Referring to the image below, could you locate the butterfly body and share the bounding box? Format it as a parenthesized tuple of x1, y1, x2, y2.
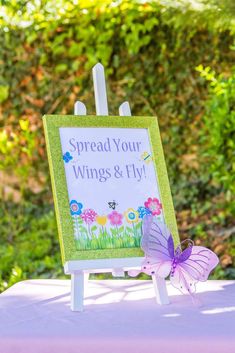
(141, 151, 153, 164)
(135, 215, 219, 296)
(108, 201, 118, 210)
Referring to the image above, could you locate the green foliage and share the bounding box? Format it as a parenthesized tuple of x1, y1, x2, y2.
(0, 85, 9, 103)
(1, 0, 235, 201)
(0, 0, 234, 289)
(196, 65, 235, 212)
(0, 118, 37, 186)
(0, 198, 63, 291)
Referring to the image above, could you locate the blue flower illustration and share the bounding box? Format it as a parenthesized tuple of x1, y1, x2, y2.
(70, 200, 83, 216)
(63, 152, 73, 163)
(137, 206, 152, 219)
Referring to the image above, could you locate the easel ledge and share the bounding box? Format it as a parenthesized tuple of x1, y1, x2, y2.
(65, 257, 169, 311)
(64, 257, 143, 273)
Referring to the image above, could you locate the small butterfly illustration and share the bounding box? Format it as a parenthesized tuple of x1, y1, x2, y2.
(63, 152, 73, 163)
(108, 200, 118, 210)
(129, 215, 219, 298)
(141, 151, 153, 164)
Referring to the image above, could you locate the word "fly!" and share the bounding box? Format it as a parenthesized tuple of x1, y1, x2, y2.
(126, 164, 146, 182)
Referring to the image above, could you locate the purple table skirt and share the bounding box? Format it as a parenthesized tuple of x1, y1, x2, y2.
(0, 279, 234, 353)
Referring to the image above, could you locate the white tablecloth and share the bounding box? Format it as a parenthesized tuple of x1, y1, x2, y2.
(0, 279, 234, 353)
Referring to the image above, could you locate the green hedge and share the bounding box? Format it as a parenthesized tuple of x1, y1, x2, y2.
(0, 1, 235, 288)
(196, 65, 235, 210)
(1, 1, 234, 201)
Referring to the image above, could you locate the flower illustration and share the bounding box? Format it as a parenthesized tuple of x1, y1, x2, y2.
(70, 200, 83, 216)
(144, 197, 162, 216)
(63, 152, 73, 163)
(108, 211, 123, 226)
(96, 215, 107, 227)
(124, 208, 139, 223)
(137, 206, 152, 219)
(80, 209, 97, 225)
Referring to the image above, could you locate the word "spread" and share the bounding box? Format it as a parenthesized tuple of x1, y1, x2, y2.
(69, 138, 142, 156)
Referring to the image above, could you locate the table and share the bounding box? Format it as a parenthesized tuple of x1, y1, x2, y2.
(0, 280, 234, 353)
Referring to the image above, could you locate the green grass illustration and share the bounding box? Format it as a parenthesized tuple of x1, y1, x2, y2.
(73, 218, 142, 250)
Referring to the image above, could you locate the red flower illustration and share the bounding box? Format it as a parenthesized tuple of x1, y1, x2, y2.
(80, 209, 97, 225)
(108, 211, 123, 226)
(144, 197, 162, 216)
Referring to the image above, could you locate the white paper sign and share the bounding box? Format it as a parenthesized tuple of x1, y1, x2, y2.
(59, 127, 164, 250)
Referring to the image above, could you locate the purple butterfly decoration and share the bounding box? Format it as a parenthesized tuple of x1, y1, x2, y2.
(130, 215, 219, 296)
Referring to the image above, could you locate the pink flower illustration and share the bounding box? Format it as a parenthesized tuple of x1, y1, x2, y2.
(108, 211, 123, 226)
(144, 197, 162, 216)
(80, 209, 97, 225)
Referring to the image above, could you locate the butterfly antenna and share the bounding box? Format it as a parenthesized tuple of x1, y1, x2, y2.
(180, 239, 194, 248)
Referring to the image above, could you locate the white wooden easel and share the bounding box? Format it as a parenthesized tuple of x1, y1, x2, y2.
(64, 63, 169, 311)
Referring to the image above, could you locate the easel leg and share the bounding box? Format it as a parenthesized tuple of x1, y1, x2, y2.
(71, 272, 85, 312)
(152, 275, 169, 305)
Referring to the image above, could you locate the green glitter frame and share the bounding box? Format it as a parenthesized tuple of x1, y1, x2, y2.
(43, 115, 179, 264)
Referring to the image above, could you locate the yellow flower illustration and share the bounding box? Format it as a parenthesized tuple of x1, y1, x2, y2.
(124, 208, 139, 224)
(96, 215, 107, 226)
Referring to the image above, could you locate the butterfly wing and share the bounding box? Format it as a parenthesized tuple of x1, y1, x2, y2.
(141, 214, 153, 252)
(171, 246, 219, 294)
(141, 215, 175, 260)
(140, 216, 174, 278)
(141, 256, 172, 278)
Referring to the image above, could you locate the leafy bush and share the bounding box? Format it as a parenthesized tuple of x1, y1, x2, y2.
(196, 65, 235, 212)
(0, 198, 63, 291)
(0, 1, 234, 289)
(1, 1, 235, 207)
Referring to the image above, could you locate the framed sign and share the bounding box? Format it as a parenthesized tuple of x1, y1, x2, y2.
(43, 115, 179, 264)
